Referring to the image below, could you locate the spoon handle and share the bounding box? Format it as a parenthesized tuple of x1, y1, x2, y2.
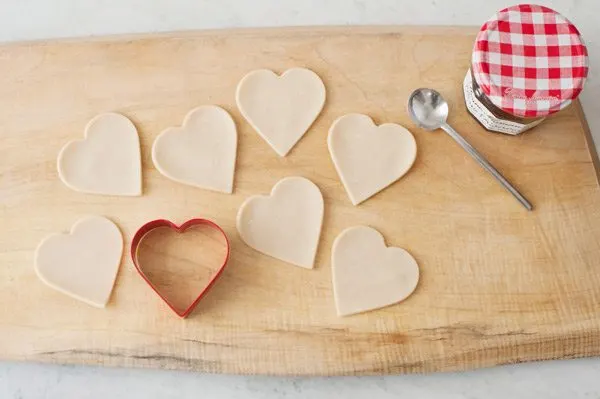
(440, 123, 533, 211)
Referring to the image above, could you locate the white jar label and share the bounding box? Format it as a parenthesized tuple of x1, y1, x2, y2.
(463, 70, 544, 135)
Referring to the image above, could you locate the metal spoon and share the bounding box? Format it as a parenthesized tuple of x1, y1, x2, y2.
(407, 88, 533, 211)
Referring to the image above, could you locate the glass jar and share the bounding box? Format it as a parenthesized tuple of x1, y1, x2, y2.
(464, 4, 588, 135)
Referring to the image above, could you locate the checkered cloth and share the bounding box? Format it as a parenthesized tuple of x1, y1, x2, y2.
(472, 4, 588, 118)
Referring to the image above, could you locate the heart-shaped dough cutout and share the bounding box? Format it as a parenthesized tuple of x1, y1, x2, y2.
(236, 68, 326, 156)
(58, 113, 142, 196)
(131, 219, 230, 318)
(332, 226, 419, 316)
(237, 176, 324, 269)
(34, 216, 123, 307)
(152, 106, 238, 193)
(328, 114, 417, 205)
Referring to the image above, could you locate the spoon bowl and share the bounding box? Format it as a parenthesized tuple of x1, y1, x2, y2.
(407, 88, 449, 131)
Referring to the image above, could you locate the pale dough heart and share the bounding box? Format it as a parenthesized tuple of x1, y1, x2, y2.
(58, 113, 142, 196)
(34, 216, 123, 308)
(332, 226, 419, 316)
(152, 105, 237, 193)
(237, 176, 324, 269)
(236, 68, 326, 157)
(328, 114, 417, 205)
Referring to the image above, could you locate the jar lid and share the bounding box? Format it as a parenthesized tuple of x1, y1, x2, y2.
(472, 4, 588, 118)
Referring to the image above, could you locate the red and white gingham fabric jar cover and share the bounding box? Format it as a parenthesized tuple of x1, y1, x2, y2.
(472, 4, 588, 118)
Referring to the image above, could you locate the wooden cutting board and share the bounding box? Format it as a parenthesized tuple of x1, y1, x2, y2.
(1, 26, 599, 376)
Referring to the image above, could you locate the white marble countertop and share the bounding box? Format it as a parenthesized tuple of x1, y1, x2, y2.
(1, 1, 599, 398)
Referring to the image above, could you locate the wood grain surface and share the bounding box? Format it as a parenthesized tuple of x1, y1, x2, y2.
(0, 26, 599, 375)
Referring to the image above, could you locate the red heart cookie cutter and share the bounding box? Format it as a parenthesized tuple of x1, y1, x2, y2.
(130, 218, 230, 318)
